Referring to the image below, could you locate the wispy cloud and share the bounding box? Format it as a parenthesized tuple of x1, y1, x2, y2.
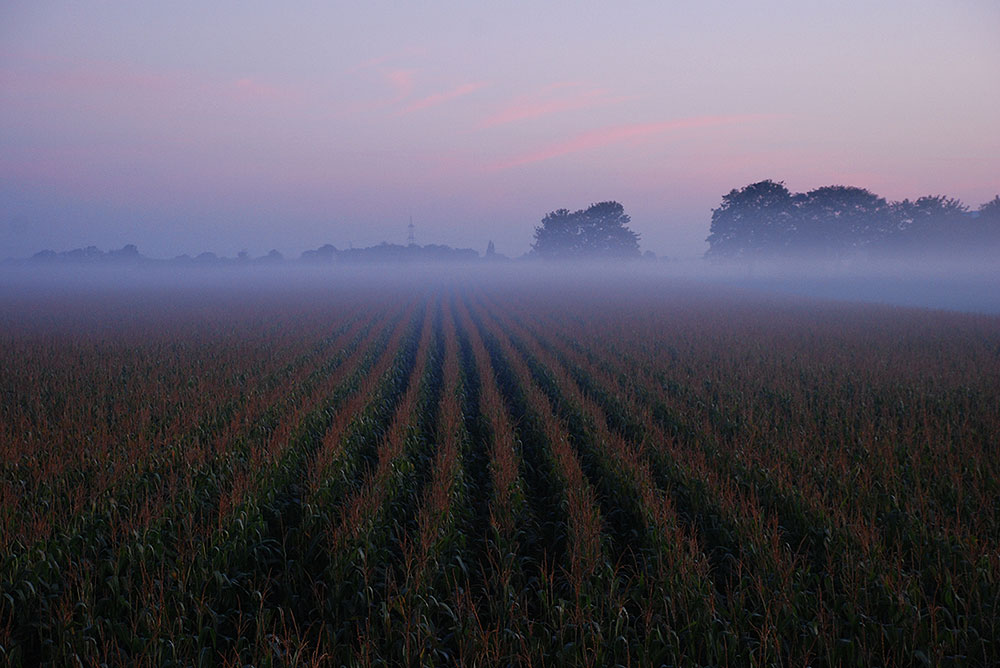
(333, 50, 424, 116)
(383, 69, 416, 103)
(481, 82, 626, 128)
(230, 77, 301, 103)
(487, 115, 773, 170)
(395, 82, 487, 116)
(334, 67, 419, 117)
(0, 52, 304, 109)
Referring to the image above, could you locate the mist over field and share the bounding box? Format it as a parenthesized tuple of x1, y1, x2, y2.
(4, 254, 1000, 665)
(3, 253, 999, 316)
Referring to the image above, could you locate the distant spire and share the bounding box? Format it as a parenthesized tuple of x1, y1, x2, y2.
(407, 215, 415, 245)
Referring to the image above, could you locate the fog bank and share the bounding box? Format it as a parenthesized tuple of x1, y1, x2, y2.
(2, 254, 998, 315)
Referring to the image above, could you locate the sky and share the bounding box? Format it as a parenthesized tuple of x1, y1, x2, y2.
(1, 1, 998, 259)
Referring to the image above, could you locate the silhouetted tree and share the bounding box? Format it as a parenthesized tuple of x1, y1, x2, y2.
(894, 195, 967, 232)
(338, 242, 479, 263)
(705, 181, 1000, 261)
(31, 244, 145, 264)
(975, 196, 1000, 252)
(795, 186, 889, 257)
(979, 195, 1000, 221)
(108, 244, 141, 260)
(883, 196, 970, 254)
(257, 249, 284, 263)
(705, 180, 796, 259)
(301, 244, 337, 263)
(532, 201, 640, 259)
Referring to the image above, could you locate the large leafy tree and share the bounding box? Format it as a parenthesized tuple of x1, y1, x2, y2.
(705, 180, 796, 259)
(795, 186, 889, 257)
(532, 201, 640, 259)
(884, 195, 970, 254)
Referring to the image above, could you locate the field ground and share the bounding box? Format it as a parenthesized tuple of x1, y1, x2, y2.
(1, 274, 998, 666)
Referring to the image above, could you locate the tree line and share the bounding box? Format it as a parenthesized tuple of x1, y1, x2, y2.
(530, 186, 1000, 262)
(706, 180, 1000, 261)
(19, 242, 485, 266)
(17, 185, 998, 265)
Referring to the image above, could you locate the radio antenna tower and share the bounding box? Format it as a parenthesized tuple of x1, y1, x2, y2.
(407, 215, 415, 246)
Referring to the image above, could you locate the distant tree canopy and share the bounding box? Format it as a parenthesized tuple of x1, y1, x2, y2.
(704, 180, 797, 259)
(706, 180, 999, 260)
(532, 201, 640, 259)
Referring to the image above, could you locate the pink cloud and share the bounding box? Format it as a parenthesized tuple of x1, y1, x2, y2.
(487, 115, 774, 171)
(333, 67, 419, 117)
(383, 69, 416, 103)
(395, 82, 487, 116)
(481, 83, 626, 128)
(1, 53, 303, 110)
(231, 77, 300, 103)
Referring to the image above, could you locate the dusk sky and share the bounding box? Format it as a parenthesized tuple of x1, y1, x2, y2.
(2, 1, 998, 259)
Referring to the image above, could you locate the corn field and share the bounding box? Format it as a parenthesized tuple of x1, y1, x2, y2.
(1, 278, 998, 666)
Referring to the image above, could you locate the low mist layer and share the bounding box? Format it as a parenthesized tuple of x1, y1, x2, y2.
(3, 253, 999, 316)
